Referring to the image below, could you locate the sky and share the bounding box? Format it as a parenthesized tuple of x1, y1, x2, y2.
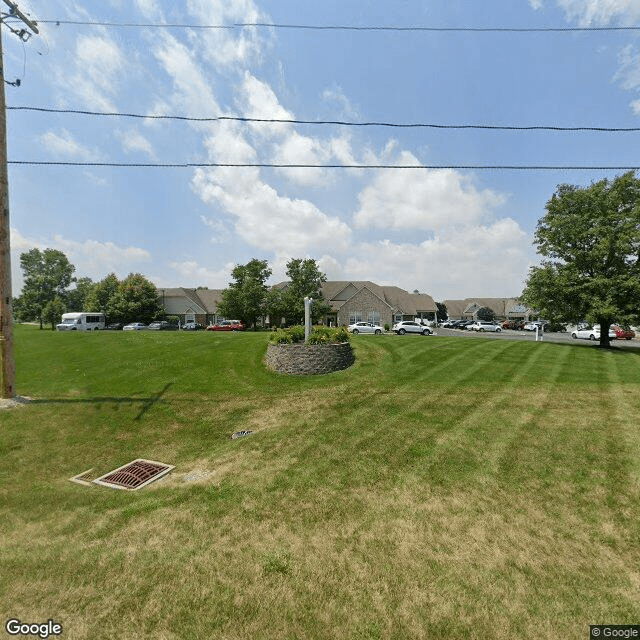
(3, 0, 640, 301)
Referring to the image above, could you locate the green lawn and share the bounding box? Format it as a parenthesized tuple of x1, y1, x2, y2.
(1, 326, 639, 639)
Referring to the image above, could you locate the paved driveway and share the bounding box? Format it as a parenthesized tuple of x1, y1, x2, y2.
(432, 327, 640, 348)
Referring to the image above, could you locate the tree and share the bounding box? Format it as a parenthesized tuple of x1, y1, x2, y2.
(436, 302, 448, 323)
(477, 306, 495, 321)
(17, 248, 75, 329)
(85, 273, 119, 318)
(273, 258, 332, 325)
(217, 259, 272, 329)
(108, 273, 163, 325)
(522, 171, 640, 348)
(66, 277, 95, 312)
(42, 297, 67, 330)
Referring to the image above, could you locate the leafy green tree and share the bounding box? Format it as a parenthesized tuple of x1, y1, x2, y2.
(477, 306, 495, 321)
(85, 273, 119, 318)
(66, 277, 95, 312)
(17, 248, 76, 329)
(274, 258, 332, 325)
(107, 273, 163, 325)
(218, 259, 272, 329)
(436, 302, 448, 323)
(522, 171, 640, 348)
(42, 297, 67, 330)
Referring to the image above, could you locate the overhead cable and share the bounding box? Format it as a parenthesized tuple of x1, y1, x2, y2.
(37, 19, 640, 32)
(8, 106, 640, 132)
(8, 161, 640, 171)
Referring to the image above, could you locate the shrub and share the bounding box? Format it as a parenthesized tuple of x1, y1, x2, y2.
(384, 323, 390, 332)
(268, 325, 350, 345)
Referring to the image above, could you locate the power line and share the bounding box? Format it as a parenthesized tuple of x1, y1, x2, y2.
(8, 106, 640, 132)
(37, 19, 640, 32)
(7, 161, 640, 171)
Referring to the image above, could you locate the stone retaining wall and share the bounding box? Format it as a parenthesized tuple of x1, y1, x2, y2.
(265, 342, 355, 375)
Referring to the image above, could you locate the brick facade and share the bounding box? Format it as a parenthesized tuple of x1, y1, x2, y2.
(336, 287, 393, 327)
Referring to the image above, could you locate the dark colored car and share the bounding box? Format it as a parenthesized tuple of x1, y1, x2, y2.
(105, 322, 123, 331)
(182, 322, 205, 331)
(148, 321, 178, 331)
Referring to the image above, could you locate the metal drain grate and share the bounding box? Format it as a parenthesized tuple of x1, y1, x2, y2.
(93, 459, 174, 490)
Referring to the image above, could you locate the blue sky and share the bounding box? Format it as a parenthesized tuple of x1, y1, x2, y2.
(4, 0, 640, 300)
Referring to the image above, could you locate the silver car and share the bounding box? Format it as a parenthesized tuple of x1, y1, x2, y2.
(469, 321, 502, 332)
(348, 321, 384, 335)
(392, 321, 432, 335)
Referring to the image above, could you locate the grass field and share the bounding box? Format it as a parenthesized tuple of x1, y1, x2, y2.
(1, 325, 639, 640)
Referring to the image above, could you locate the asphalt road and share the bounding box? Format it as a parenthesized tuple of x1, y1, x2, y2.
(429, 326, 640, 348)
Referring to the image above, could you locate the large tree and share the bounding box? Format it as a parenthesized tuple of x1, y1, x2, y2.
(522, 171, 640, 348)
(84, 273, 119, 318)
(66, 277, 95, 312)
(217, 259, 272, 329)
(272, 258, 332, 325)
(17, 248, 76, 329)
(108, 273, 163, 325)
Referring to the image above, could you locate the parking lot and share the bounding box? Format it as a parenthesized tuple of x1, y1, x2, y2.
(431, 326, 640, 348)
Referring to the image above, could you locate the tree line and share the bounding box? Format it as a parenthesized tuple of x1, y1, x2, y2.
(13, 249, 162, 329)
(12, 251, 334, 330)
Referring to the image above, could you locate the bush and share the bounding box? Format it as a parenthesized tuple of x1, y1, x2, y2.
(268, 325, 350, 345)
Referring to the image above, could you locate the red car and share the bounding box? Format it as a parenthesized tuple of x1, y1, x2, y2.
(612, 325, 636, 340)
(206, 320, 245, 331)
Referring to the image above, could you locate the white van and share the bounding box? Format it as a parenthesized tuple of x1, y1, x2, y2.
(56, 312, 105, 331)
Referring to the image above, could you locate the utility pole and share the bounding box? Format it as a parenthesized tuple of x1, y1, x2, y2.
(0, 1, 38, 397)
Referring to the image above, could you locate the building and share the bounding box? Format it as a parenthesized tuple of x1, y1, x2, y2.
(319, 281, 437, 328)
(443, 298, 532, 322)
(157, 288, 224, 325)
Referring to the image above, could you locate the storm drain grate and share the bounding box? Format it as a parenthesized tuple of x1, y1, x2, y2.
(92, 459, 174, 490)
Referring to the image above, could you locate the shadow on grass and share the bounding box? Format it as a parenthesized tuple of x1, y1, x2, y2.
(29, 382, 173, 421)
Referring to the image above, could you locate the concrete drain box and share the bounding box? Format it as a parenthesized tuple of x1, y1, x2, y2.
(93, 459, 174, 490)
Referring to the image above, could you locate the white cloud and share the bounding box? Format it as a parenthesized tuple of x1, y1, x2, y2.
(341, 219, 533, 299)
(117, 129, 157, 159)
(9, 229, 152, 293)
(322, 85, 360, 119)
(64, 35, 125, 110)
(556, 0, 640, 25)
(354, 152, 506, 231)
(615, 45, 640, 91)
(168, 259, 234, 287)
(39, 129, 98, 160)
(528, 0, 544, 8)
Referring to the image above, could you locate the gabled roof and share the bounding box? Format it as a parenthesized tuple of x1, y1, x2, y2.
(444, 297, 526, 318)
(158, 288, 223, 314)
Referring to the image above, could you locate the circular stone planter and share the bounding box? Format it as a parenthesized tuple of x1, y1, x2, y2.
(265, 342, 355, 375)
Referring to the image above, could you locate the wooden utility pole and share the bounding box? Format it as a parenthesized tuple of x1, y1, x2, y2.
(0, 1, 38, 397)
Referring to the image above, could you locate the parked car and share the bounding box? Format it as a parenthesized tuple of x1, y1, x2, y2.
(523, 321, 547, 331)
(182, 322, 205, 331)
(104, 322, 123, 331)
(392, 321, 432, 335)
(501, 319, 525, 330)
(347, 321, 384, 335)
(206, 320, 245, 331)
(571, 325, 616, 341)
(612, 325, 635, 340)
(469, 321, 502, 332)
(123, 322, 147, 331)
(148, 320, 177, 331)
(545, 322, 567, 333)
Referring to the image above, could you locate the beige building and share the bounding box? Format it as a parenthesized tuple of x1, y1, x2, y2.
(320, 281, 437, 327)
(443, 298, 532, 321)
(158, 288, 224, 325)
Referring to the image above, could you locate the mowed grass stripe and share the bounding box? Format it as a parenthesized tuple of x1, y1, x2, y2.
(3, 326, 640, 640)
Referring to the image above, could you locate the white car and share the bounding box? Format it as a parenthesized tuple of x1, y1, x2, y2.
(523, 321, 546, 331)
(348, 321, 384, 335)
(392, 321, 432, 335)
(469, 321, 502, 332)
(123, 322, 147, 331)
(571, 325, 616, 341)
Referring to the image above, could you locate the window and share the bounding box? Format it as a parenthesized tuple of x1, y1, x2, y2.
(368, 311, 381, 325)
(349, 311, 363, 325)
